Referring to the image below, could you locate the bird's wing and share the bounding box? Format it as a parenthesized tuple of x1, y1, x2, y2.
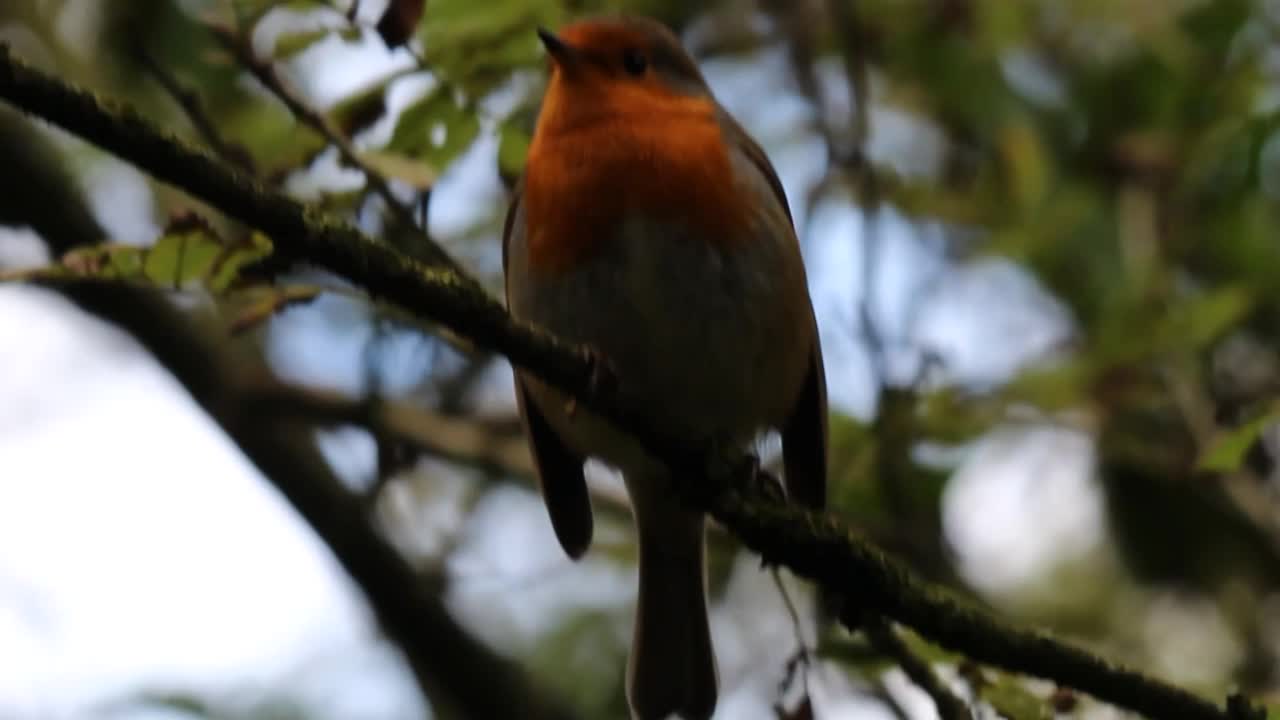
(717, 110, 794, 224)
(719, 109, 828, 509)
(503, 190, 595, 558)
(782, 335, 828, 509)
(513, 378, 594, 557)
(502, 179, 521, 273)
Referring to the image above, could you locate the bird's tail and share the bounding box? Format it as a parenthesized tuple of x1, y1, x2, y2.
(626, 477, 717, 720)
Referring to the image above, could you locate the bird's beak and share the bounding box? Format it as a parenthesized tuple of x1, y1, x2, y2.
(537, 27, 579, 68)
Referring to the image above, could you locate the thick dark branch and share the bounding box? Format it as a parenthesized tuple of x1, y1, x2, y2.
(0, 107, 103, 253)
(0, 44, 1261, 720)
(0, 45, 602, 423)
(708, 487, 1263, 720)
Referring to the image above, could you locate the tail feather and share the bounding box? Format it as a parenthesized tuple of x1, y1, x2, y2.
(627, 481, 717, 720)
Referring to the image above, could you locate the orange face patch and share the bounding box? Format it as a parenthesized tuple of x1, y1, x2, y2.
(522, 77, 747, 274)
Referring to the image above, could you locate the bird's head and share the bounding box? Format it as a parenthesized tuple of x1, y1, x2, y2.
(534, 17, 713, 133)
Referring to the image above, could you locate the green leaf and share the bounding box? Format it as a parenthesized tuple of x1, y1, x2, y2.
(217, 99, 329, 176)
(106, 246, 145, 278)
(385, 88, 480, 175)
(419, 0, 562, 93)
(226, 285, 324, 335)
(359, 150, 437, 190)
(498, 117, 531, 179)
(142, 233, 190, 286)
(1004, 360, 1095, 411)
(330, 72, 416, 137)
(14, 219, 274, 294)
(981, 675, 1052, 720)
(237, 0, 334, 26)
(1154, 287, 1253, 352)
(273, 28, 332, 59)
(1198, 405, 1280, 473)
(210, 232, 274, 292)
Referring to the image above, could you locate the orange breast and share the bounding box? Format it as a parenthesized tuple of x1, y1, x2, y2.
(522, 91, 748, 274)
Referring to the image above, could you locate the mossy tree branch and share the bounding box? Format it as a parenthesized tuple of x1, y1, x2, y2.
(0, 101, 580, 720)
(0, 44, 1262, 720)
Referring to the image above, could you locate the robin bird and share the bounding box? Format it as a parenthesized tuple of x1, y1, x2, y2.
(504, 16, 827, 720)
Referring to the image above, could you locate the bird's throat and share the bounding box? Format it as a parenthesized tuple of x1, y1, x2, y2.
(523, 99, 747, 274)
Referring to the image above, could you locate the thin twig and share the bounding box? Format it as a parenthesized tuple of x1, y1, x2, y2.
(135, 46, 254, 173)
(242, 382, 638, 517)
(772, 569, 811, 663)
(770, 568, 815, 715)
(864, 617, 973, 720)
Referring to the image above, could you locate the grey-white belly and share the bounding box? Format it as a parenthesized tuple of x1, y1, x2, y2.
(507, 214, 812, 471)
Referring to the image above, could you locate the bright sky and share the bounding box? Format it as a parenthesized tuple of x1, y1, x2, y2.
(0, 285, 422, 719)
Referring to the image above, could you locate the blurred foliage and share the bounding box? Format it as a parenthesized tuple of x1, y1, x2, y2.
(7, 0, 1280, 717)
(531, 610, 630, 716)
(108, 690, 312, 720)
(9, 218, 271, 291)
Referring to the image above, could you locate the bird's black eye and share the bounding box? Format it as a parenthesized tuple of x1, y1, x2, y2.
(621, 48, 648, 76)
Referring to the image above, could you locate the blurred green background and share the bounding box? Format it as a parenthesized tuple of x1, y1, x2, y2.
(2, 0, 1280, 718)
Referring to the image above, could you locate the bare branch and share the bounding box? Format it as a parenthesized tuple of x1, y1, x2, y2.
(863, 617, 972, 720)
